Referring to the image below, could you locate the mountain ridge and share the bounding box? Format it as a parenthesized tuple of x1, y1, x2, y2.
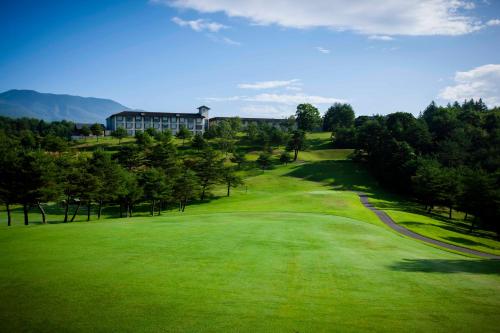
(0, 89, 129, 123)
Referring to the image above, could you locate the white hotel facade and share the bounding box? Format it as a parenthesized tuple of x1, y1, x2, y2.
(106, 106, 210, 136)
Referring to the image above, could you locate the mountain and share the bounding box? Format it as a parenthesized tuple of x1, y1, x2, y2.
(0, 89, 129, 123)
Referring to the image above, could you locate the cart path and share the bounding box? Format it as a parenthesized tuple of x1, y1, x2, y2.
(357, 193, 500, 259)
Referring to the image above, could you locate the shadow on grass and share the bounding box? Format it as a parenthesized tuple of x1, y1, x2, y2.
(443, 237, 497, 250)
(285, 160, 380, 192)
(389, 259, 500, 275)
(285, 160, 500, 242)
(308, 138, 332, 150)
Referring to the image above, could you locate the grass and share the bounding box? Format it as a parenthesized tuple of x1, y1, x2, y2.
(1, 133, 499, 332)
(1, 212, 499, 332)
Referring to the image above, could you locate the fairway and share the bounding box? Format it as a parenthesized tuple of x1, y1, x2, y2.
(1, 144, 499, 332)
(1, 212, 499, 332)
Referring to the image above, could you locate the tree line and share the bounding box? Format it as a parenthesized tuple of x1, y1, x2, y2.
(0, 129, 246, 225)
(325, 99, 499, 237)
(0, 112, 313, 226)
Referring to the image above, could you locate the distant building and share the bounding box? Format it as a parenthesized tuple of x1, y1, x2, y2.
(106, 106, 210, 136)
(209, 117, 290, 129)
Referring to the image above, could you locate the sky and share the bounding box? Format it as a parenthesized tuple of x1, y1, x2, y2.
(1, 0, 500, 118)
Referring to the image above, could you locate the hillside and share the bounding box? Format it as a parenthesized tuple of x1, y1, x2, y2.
(1, 134, 499, 332)
(0, 89, 129, 123)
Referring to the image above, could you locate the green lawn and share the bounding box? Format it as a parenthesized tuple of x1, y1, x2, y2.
(1, 212, 499, 332)
(1, 138, 499, 332)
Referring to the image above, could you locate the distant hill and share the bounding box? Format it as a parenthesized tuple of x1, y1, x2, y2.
(0, 89, 129, 123)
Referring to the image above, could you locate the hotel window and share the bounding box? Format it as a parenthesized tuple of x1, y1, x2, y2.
(171, 117, 178, 123)
(135, 122, 142, 129)
(144, 116, 151, 122)
(117, 123, 125, 128)
(170, 123, 177, 129)
(162, 116, 169, 122)
(179, 117, 185, 123)
(135, 116, 142, 121)
(144, 123, 152, 129)
(154, 123, 160, 129)
(188, 123, 194, 130)
(126, 116, 133, 122)
(162, 124, 169, 129)
(196, 118, 202, 124)
(116, 116, 123, 121)
(126, 123, 133, 129)
(153, 117, 160, 122)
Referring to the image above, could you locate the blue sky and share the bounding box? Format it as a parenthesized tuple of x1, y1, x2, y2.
(1, 0, 499, 118)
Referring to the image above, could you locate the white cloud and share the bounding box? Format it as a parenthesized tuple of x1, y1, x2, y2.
(221, 36, 241, 45)
(240, 104, 293, 118)
(248, 93, 345, 104)
(439, 64, 500, 106)
(166, 0, 483, 36)
(205, 93, 346, 105)
(205, 96, 243, 102)
(486, 19, 500, 26)
(171, 16, 227, 32)
(316, 46, 330, 54)
(206, 33, 241, 45)
(368, 35, 394, 41)
(238, 79, 300, 89)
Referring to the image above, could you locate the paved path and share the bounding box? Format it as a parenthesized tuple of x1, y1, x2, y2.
(357, 193, 500, 259)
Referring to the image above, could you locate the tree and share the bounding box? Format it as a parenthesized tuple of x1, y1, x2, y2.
(135, 131, 153, 147)
(256, 152, 272, 170)
(173, 169, 200, 212)
(176, 125, 192, 146)
(15, 150, 59, 225)
(114, 145, 145, 171)
(270, 127, 288, 148)
(41, 134, 68, 152)
(0, 145, 20, 226)
(56, 154, 82, 223)
(191, 133, 207, 151)
(323, 103, 355, 131)
(156, 129, 172, 143)
(216, 137, 235, 156)
(87, 150, 125, 219)
(230, 150, 247, 169)
(146, 127, 159, 138)
(72, 159, 100, 222)
(279, 151, 292, 165)
(221, 167, 243, 196)
(295, 103, 321, 131)
(90, 123, 103, 142)
(331, 127, 356, 148)
(286, 130, 307, 161)
(139, 168, 171, 216)
(246, 122, 259, 142)
(80, 125, 91, 139)
(195, 148, 223, 200)
(19, 130, 37, 149)
(228, 117, 242, 133)
(111, 127, 128, 144)
(116, 170, 143, 218)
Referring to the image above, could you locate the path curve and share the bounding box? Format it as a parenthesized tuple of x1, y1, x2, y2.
(357, 193, 500, 259)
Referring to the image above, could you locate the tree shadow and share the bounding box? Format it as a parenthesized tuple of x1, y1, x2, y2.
(308, 138, 332, 150)
(285, 160, 500, 242)
(443, 237, 496, 250)
(389, 258, 500, 275)
(285, 160, 385, 194)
